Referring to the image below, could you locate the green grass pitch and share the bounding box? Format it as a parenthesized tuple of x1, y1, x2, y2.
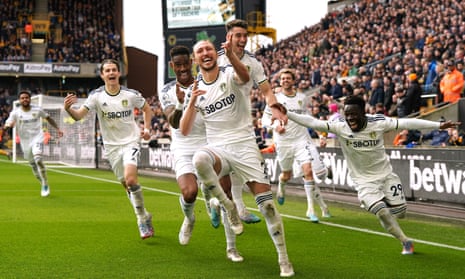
(1, 158, 464, 278)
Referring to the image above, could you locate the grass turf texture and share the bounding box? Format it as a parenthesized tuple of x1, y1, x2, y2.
(1, 159, 465, 278)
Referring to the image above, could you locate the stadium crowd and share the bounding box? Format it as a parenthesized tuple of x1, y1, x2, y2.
(0, 0, 33, 61)
(145, 0, 465, 145)
(46, 0, 122, 63)
(255, 0, 465, 117)
(2, 0, 465, 146)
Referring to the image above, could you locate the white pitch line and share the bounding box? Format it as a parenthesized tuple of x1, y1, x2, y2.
(50, 168, 465, 252)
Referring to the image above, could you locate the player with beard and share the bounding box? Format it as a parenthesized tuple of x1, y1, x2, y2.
(159, 45, 242, 262)
(277, 94, 459, 255)
(4, 90, 63, 197)
(180, 39, 294, 277)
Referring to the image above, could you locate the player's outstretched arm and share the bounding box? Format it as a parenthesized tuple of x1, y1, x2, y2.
(398, 118, 461, 131)
(286, 111, 330, 132)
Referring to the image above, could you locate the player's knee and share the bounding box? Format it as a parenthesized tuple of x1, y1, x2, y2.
(256, 192, 274, 215)
(313, 165, 328, 180)
(181, 185, 198, 202)
(258, 198, 275, 217)
(280, 171, 291, 182)
(192, 150, 213, 174)
(368, 200, 387, 215)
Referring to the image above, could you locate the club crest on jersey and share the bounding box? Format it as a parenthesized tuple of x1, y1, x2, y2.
(122, 99, 128, 107)
(220, 83, 227, 92)
(370, 131, 376, 139)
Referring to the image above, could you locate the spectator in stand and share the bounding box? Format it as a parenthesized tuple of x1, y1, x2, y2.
(405, 73, 422, 113)
(422, 118, 450, 147)
(388, 84, 403, 117)
(423, 45, 438, 94)
(455, 60, 465, 86)
(439, 60, 464, 103)
(396, 74, 421, 118)
(393, 129, 422, 147)
(447, 127, 464, 146)
(431, 62, 446, 99)
(341, 79, 353, 96)
(383, 76, 395, 115)
(393, 129, 409, 146)
(368, 78, 384, 114)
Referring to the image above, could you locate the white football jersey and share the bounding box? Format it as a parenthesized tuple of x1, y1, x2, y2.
(263, 91, 312, 146)
(6, 104, 48, 143)
(217, 49, 268, 87)
(84, 86, 145, 145)
(159, 80, 206, 152)
(192, 65, 254, 146)
(287, 112, 440, 183)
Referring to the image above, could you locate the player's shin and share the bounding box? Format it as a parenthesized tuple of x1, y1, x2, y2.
(375, 206, 408, 242)
(31, 157, 47, 185)
(256, 191, 289, 263)
(128, 184, 148, 218)
(179, 195, 195, 222)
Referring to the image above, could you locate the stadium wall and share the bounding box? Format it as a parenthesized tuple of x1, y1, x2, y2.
(94, 144, 465, 207)
(126, 47, 158, 99)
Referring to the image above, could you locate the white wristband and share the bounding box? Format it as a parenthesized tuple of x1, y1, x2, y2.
(144, 128, 150, 134)
(175, 101, 183, 110)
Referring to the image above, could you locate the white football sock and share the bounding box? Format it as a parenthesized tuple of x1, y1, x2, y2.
(304, 180, 316, 215)
(179, 195, 195, 222)
(376, 207, 408, 242)
(221, 206, 236, 250)
(129, 185, 148, 220)
(256, 191, 289, 263)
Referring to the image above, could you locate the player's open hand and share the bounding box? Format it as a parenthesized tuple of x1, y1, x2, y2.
(440, 120, 461, 129)
(270, 103, 288, 126)
(64, 93, 77, 110)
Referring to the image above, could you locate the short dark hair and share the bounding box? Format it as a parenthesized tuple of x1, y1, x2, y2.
(19, 90, 31, 97)
(100, 59, 120, 73)
(344, 95, 365, 112)
(169, 45, 190, 59)
(225, 19, 248, 33)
